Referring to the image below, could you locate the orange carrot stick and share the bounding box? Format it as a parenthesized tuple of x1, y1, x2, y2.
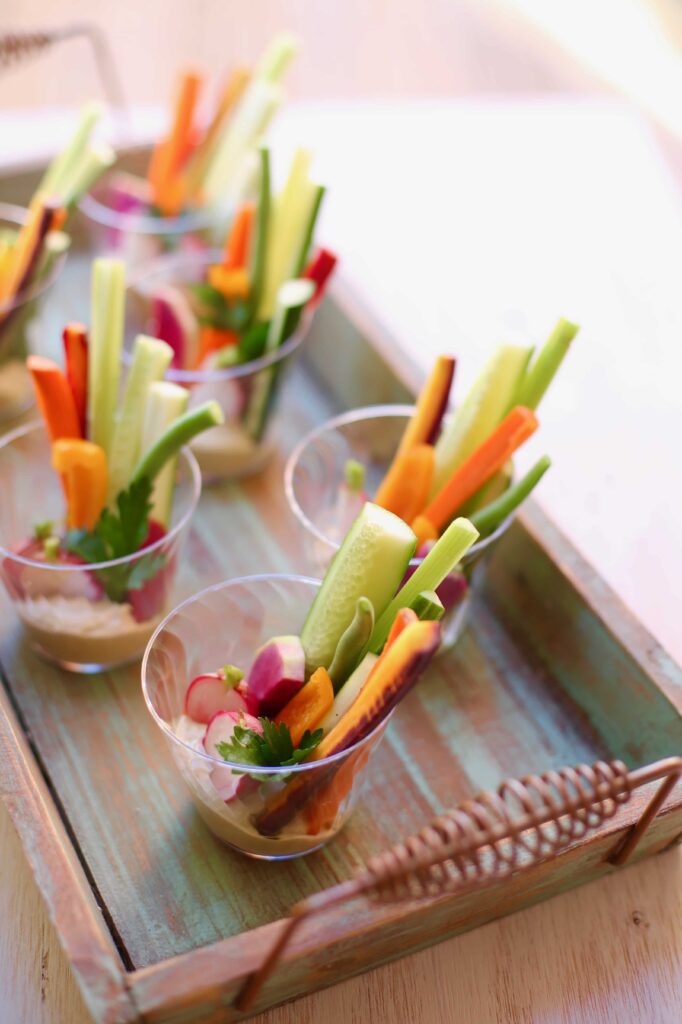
(149, 70, 203, 214)
(223, 202, 255, 269)
(62, 323, 88, 436)
(375, 443, 434, 522)
(383, 607, 419, 651)
(183, 68, 251, 201)
(304, 746, 368, 836)
(27, 355, 82, 442)
(195, 325, 238, 368)
(52, 440, 107, 531)
(414, 406, 538, 537)
(275, 667, 334, 748)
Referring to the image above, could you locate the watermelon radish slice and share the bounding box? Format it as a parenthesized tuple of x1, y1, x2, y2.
(245, 635, 306, 716)
(203, 710, 262, 803)
(150, 285, 200, 370)
(184, 671, 249, 724)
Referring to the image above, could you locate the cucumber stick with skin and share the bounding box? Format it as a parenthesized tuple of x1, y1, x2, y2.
(141, 382, 189, 527)
(243, 278, 315, 441)
(88, 259, 125, 458)
(132, 400, 223, 486)
(430, 344, 533, 498)
(301, 502, 417, 674)
(107, 335, 173, 504)
(369, 517, 479, 654)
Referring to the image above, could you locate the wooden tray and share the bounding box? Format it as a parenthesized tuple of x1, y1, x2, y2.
(1, 237, 681, 1024)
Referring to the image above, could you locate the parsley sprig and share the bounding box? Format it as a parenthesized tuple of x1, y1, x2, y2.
(216, 717, 323, 777)
(63, 477, 164, 602)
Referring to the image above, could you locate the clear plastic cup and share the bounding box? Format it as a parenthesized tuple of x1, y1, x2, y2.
(0, 202, 68, 423)
(79, 172, 227, 266)
(0, 420, 201, 673)
(125, 250, 308, 482)
(285, 405, 513, 651)
(142, 574, 393, 860)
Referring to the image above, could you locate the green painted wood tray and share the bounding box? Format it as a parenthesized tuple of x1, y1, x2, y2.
(1, 249, 681, 1023)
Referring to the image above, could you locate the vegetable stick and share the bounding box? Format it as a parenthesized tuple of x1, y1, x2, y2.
(375, 443, 434, 523)
(248, 147, 270, 316)
(61, 143, 115, 209)
(318, 654, 377, 735)
(255, 31, 298, 83)
(52, 439, 107, 531)
(383, 607, 419, 651)
(88, 259, 125, 458)
(131, 400, 224, 485)
(516, 318, 579, 411)
(27, 356, 81, 441)
(0, 197, 58, 310)
(38, 102, 102, 198)
(417, 406, 538, 537)
(458, 460, 512, 517)
(430, 344, 533, 497)
(142, 382, 189, 527)
(470, 455, 551, 537)
(399, 356, 455, 456)
(327, 597, 375, 692)
(223, 201, 255, 269)
(62, 323, 88, 435)
(149, 70, 203, 214)
(304, 747, 363, 836)
(369, 517, 478, 653)
(274, 666, 334, 747)
(208, 265, 249, 301)
(409, 590, 445, 622)
(303, 247, 337, 306)
(107, 335, 174, 502)
(182, 69, 251, 200)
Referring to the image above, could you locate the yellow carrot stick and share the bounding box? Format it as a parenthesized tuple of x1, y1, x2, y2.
(52, 440, 107, 531)
(275, 667, 334, 748)
(375, 443, 434, 523)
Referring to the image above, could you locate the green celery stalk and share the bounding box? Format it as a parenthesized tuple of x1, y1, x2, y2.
(255, 32, 299, 83)
(131, 400, 223, 485)
(471, 456, 551, 537)
(369, 517, 479, 653)
(409, 590, 444, 622)
(517, 318, 579, 411)
(88, 258, 125, 456)
(327, 596, 375, 692)
(62, 143, 115, 208)
(430, 344, 533, 498)
(142, 382, 189, 527)
(107, 335, 174, 503)
(38, 102, 102, 198)
(293, 184, 326, 276)
(247, 147, 270, 322)
(243, 278, 315, 441)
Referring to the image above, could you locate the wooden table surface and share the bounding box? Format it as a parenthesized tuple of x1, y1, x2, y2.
(2, 2, 682, 1021)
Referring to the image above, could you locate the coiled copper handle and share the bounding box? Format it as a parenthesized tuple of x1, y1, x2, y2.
(237, 755, 681, 1011)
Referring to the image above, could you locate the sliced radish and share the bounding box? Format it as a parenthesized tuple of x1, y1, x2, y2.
(203, 710, 262, 804)
(184, 672, 248, 724)
(245, 635, 306, 717)
(150, 284, 200, 370)
(4, 538, 103, 602)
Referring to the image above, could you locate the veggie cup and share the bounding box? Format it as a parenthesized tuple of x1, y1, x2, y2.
(79, 173, 225, 266)
(142, 574, 392, 859)
(0, 420, 200, 673)
(285, 406, 514, 651)
(0, 202, 68, 423)
(125, 250, 308, 481)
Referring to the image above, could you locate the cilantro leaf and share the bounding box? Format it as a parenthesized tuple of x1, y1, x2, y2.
(215, 717, 324, 773)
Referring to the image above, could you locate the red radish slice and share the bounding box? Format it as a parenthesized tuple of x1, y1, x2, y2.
(245, 635, 306, 717)
(184, 673, 248, 724)
(150, 284, 199, 370)
(4, 538, 103, 602)
(203, 710, 262, 803)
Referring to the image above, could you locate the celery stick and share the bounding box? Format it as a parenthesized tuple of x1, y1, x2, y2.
(248, 147, 270, 320)
(88, 259, 125, 456)
(517, 318, 579, 411)
(301, 503, 417, 674)
(369, 517, 478, 653)
(471, 456, 551, 537)
(293, 184, 326, 276)
(430, 345, 533, 498)
(107, 335, 173, 503)
(243, 278, 315, 441)
(409, 590, 444, 622)
(131, 401, 223, 485)
(62, 143, 115, 208)
(39, 103, 102, 198)
(142, 382, 189, 527)
(319, 653, 378, 734)
(255, 32, 299, 83)
(327, 596, 375, 692)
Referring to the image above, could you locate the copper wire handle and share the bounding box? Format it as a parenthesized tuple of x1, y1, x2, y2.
(0, 24, 128, 120)
(237, 755, 681, 1011)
